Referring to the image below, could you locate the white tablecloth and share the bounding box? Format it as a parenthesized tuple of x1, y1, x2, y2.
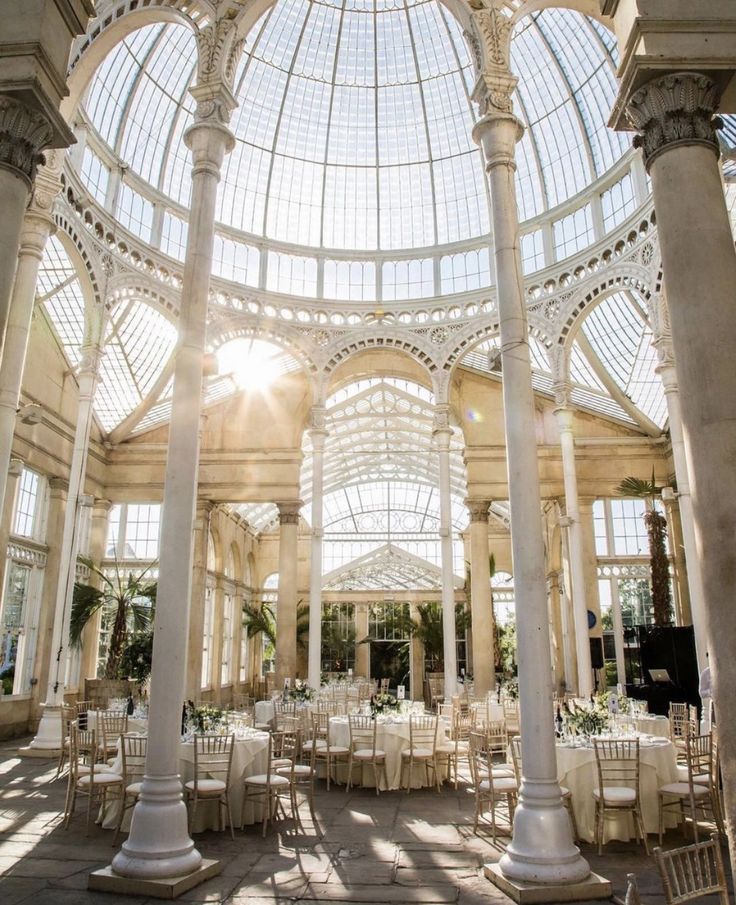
(102, 730, 271, 831)
(255, 701, 315, 730)
(556, 737, 678, 843)
(631, 715, 670, 738)
(329, 716, 450, 791)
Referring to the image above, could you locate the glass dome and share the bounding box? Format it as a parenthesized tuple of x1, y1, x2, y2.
(80, 0, 628, 259)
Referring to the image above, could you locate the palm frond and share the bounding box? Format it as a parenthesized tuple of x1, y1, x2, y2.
(242, 602, 276, 647)
(70, 583, 105, 646)
(614, 475, 658, 498)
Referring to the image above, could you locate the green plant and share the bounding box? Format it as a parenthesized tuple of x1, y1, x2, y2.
(70, 557, 156, 680)
(615, 471, 673, 626)
(242, 600, 310, 665)
(409, 601, 471, 672)
(118, 630, 154, 685)
(0, 666, 13, 695)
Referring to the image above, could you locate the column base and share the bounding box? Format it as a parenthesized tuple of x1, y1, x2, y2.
(21, 703, 63, 754)
(89, 859, 221, 900)
(485, 864, 611, 904)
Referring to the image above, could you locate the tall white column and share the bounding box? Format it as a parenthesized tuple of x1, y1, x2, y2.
(0, 170, 59, 523)
(433, 406, 458, 701)
(307, 407, 327, 689)
(0, 97, 53, 361)
(624, 72, 736, 878)
(655, 349, 707, 674)
(110, 85, 235, 881)
(472, 54, 589, 884)
(466, 499, 495, 696)
(275, 501, 301, 688)
(554, 407, 593, 697)
(25, 336, 104, 751)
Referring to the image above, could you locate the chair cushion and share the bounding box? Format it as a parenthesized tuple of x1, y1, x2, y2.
(78, 772, 123, 786)
(125, 781, 143, 796)
(479, 777, 517, 793)
(353, 748, 386, 760)
(593, 786, 637, 804)
(676, 765, 710, 784)
(491, 765, 515, 777)
(244, 773, 290, 787)
(302, 739, 326, 751)
(280, 764, 313, 776)
(659, 782, 710, 798)
(321, 746, 349, 755)
(184, 778, 226, 794)
(402, 747, 434, 759)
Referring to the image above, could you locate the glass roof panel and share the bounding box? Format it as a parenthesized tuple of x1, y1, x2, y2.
(39, 236, 86, 367)
(81, 3, 625, 256)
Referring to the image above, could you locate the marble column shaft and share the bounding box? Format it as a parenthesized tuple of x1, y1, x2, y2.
(625, 71, 736, 876)
(554, 408, 593, 696)
(0, 187, 57, 523)
(434, 411, 458, 701)
(466, 499, 494, 696)
(474, 104, 589, 885)
(275, 501, 301, 687)
(308, 417, 327, 688)
(112, 112, 234, 881)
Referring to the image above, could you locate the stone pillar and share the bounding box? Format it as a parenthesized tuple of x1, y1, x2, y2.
(275, 501, 301, 688)
(579, 498, 603, 687)
(466, 499, 494, 696)
(185, 501, 214, 701)
(664, 499, 690, 627)
(472, 32, 589, 882)
(410, 601, 425, 703)
(624, 72, 736, 875)
(554, 408, 593, 697)
(29, 477, 67, 720)
(209, 578, 225, 704)
(79, 499, 113, 683)
(307, 407, 327, 688)
(0, 170, 59, 523)
(25, 338, 104, 752)
(433, 406, 458, 701)
(110, 75, 236, 881)
(548, 571, 566, 694)
(0, 97, 54, 360)
(655, 351, 707, 672)
(355, 603, 370, 679)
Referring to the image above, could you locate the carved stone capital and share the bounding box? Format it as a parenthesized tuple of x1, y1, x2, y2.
(0, 95, 54, 187)
(432, 405, 451, 436)
(466, 499, 491, 523)
(277, 501, 302, 525)
(78, 343, 104, 377)
(194, 11, 244, 89)
(626, 72, 722, 170)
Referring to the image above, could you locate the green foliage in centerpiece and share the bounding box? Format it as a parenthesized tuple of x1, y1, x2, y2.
(287, 679, 314, 702)
(184, 701, 227, 733)
(565, 703, 609, 738)
(370, 692, 399, 715)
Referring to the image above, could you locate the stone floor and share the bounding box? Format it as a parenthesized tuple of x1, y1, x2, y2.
(0, 737, 732, 905)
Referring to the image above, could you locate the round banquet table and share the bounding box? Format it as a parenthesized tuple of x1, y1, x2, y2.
(630, 714, 670, 738)
(555, 735, 678, 843)
(102, 729, 271, 831)
(329, 715, 450, 791)
(255, 700, 314, 730)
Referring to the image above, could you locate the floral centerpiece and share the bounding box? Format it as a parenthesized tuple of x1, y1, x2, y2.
(370, 692, 399, 716)
(287, 679, 314, 703)
(565, 703, 608, 739)
(184, 701, 227, 734)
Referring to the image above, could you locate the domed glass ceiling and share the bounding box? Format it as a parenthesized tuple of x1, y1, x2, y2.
(82, 0, 627, 254)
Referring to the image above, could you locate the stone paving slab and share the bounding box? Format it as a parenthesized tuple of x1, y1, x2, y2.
(0, 737, 733, 905)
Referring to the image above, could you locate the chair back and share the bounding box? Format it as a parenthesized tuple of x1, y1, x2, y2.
(451, 709, 472, 743)
(60, 703, 77, 739)
(99, 710, 129, 750)
(274, 700, 297, 728)
(509, 736, 523, 786)
(348, 714, 377, 753)
(69, 724, 102, 778)
(593, 738, 641, 794)
(409, 714, 438, 751)
(485, 719, 508, 757)
(670, 702, 691, 741)
(685, 733, 716, 787)
(193, 734, 234, 787)
(75, 699, 92, 729)
(468, 730, 492, 787)
(654, 834, 730, 905)
(121, 734, 148, 785)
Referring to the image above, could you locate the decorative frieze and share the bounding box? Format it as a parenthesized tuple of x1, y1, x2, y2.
(626, 73, 722, 169)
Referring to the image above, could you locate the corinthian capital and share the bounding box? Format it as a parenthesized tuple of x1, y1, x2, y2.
(0, 96, 54, 187)
(277, 501, 302, 525)
(466, 499, 491, 523)
(626, 72, 722, 169)
(467, 3, 517, 116)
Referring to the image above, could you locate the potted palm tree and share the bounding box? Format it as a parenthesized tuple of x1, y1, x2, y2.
(71, 556, 157, 703)
(242, 600, 310, 677)
(614, 471, 673, 626)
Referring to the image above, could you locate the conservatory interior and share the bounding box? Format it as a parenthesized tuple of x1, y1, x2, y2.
(0, 0, 735, 903)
